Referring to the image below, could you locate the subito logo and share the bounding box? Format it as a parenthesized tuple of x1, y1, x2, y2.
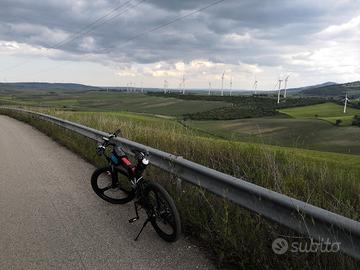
(272, 238, 288, 255)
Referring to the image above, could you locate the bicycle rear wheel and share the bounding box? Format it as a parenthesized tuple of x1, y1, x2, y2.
(144, 182, 181, 242)
(91, 166, 134, 204)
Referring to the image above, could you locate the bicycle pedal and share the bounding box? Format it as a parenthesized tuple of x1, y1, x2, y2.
(129, 217, 138, 223)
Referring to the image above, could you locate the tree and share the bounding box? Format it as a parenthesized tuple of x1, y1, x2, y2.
(352, 115, 360, 127)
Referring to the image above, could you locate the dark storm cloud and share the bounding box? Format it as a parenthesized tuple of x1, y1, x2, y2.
(0, 0, 359, 67)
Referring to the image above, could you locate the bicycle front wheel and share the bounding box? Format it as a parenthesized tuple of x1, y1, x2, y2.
(144, 182, 181, 242)
(91, 166, 134, 204)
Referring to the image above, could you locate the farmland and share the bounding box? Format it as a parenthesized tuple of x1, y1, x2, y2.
(2, 90, 359, 155)
(185, 117, 360, 154)
(280, 102, 360, 125)
(183, 102, 360, 154)
(0, 91, 230, 116)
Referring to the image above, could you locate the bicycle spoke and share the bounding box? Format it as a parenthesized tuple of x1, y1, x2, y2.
(150, 192, 175, 229)
(100, 185, 113, 192)
(155, 192, 161, 212)
(119, 187, 130, 194)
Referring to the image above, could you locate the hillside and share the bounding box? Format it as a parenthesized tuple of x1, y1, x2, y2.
(0, 82, 101, 92)
(286, 82, 337, 94)
(301, 81, 360, 97)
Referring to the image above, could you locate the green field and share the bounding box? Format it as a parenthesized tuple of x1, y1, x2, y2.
(280, 102, 360, 125)
(0, 91, 230, 116)
(185, 117, 360, 155)
(2, 92, 359, 155)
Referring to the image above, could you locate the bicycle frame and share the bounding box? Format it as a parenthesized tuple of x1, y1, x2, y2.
(103, 149, 147, 198)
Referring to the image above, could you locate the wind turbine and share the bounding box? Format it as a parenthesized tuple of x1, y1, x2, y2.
(253, 77, 258, 95)
(182, 74, 186, 95)
(163, 80, 168, 94)
(208, 82, 212, 96)
(277, 78, 283, 104)
(167, 81, 170, 94)
(283, 75, 290, 98)
(343, 92, 350, 113)
(229, 77, 233, 96)
(221, 71, 225, 96)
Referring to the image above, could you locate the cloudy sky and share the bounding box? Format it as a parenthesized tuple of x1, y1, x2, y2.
(0, 0, 359, 90)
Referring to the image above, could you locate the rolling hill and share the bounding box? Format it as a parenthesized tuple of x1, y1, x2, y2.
(280, 102, 360, 125)
(301, 81, 360, 97)
(0, 82, 101, 92)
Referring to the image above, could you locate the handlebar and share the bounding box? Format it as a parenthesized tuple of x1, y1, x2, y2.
(96, 129, 122, 156)
(96, 129, 149, 161)
(104, 129, 122, 141)
(132, 148, 149, 158)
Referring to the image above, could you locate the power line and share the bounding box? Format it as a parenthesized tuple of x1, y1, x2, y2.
(99, 0, 227, 54)
(0, 0, 143, 74)
(11, 0, 226, 80)
(52, 0, 139, 49)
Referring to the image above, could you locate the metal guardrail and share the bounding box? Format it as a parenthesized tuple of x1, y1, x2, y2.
(2, 108, 360, 260)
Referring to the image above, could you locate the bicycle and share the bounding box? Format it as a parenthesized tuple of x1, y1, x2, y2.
(91, 129, 181, 242)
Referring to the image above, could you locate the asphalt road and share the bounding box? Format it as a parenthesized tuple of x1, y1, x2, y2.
(0, 115, 215, 270)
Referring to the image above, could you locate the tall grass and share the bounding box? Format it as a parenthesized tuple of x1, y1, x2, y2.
(1, 108, 359, 269)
